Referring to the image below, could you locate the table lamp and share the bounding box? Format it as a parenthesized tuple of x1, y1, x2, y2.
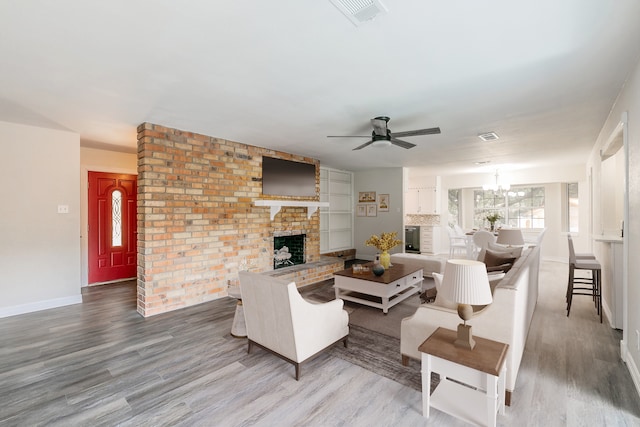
(496, 228, 524, 247)
(439, 259, 493, 350)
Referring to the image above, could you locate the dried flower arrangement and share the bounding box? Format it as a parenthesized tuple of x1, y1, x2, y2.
(365, 231, 402, 252)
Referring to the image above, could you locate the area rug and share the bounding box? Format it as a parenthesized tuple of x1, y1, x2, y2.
(303, 280, 438, 392)
(303, 277, 434, 339)
(327, 324, 436, 392)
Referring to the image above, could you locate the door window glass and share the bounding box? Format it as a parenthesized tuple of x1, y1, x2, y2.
(112, 190, 122, 247)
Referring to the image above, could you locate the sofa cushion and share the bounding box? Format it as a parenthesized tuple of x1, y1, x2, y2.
(484, 249, 517, 273)
(389, 253, 445, 277)
(489, 242, 523, 257)
(478, 243, 523, 263)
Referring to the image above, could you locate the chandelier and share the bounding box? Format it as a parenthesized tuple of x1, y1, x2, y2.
(483, 170, 510, 193)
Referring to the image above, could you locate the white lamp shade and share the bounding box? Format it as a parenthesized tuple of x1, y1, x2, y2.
(496, 228, 524, 246)
(439, 259, 493, 305)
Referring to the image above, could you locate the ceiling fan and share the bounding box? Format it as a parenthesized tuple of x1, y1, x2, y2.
(327, 116, 441, 150)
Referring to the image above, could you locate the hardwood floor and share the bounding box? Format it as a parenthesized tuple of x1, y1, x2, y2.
(1, 261, 639, 426)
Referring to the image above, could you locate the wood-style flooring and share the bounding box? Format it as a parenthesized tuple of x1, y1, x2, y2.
(1, 260, 639, 426)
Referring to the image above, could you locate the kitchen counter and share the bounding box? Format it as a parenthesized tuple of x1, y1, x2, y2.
(594, 235, 623, 330)
(594, 235, 623, 243)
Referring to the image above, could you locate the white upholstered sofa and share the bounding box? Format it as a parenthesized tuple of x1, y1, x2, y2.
(390, 253, 445, 278)
(400, 245, 541, 404)
(239, 271, 349, 380)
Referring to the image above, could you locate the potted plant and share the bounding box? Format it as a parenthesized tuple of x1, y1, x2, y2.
(485, 212, 502, 231)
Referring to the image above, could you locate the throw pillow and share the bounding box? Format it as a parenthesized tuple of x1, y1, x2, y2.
(433, 272, 458, 310)
(487, 242, 523, 258)
(483, 249, 517, 273)
(477, 243, 523, 263)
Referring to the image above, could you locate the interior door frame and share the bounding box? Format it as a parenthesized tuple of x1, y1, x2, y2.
(81, 165, 137, 287)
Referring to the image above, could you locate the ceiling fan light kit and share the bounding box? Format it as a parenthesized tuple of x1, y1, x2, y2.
(328, 115, 441, 151)
(371, 140, 392, 148)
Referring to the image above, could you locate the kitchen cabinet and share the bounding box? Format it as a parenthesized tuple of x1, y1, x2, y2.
(420, 226, 441, 255)
(405, 175, 441, 214)
(406, 187, 439, 214)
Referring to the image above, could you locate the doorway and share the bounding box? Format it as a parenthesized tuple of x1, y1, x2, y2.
(88, 171, 137, 284)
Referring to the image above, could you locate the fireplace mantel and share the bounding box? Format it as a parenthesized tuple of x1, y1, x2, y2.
(254, 200, 329, 220)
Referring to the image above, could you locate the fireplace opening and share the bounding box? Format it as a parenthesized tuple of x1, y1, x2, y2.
(274, 234, 306, 269)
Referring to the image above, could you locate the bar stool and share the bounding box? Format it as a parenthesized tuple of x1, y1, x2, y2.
(568, 234, 597, 260)
(566, 235, 602, 322)
(566, 235, 597, 302)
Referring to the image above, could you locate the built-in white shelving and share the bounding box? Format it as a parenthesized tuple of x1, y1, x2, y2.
(320, 167, 354, 253)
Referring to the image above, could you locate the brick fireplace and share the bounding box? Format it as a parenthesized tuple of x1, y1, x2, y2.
(136, 123, 336, 317)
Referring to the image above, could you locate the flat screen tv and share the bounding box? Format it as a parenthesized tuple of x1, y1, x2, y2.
(262, 156, 316, 197)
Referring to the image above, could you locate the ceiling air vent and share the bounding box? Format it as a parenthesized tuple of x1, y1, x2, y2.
(329, 0, 388, 26)
(478, 132, 500, 142)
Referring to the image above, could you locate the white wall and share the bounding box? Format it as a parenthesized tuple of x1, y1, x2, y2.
(600, 150, 625, 235)
(587, 55, 640, 394)
(0, 121, 82, 317)
(80, 147, 137, 286)
(353, 168, 404, 260)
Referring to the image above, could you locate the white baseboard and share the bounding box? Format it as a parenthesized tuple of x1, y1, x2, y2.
(621, 340, 640, 400)
(602, 300, 615, 329)
(0, 295, 83, 319)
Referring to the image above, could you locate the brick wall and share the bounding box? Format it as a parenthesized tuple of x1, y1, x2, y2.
(137, 123, 321, 317)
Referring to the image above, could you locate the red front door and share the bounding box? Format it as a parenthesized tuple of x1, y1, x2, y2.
(88, 172, 137, 284)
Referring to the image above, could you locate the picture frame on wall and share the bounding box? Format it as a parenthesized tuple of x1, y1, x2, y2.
(378, 194, 389, 212)
(366, 204, 377, 217)
(357, 204, 367, 217)
(358, 191, 376, 203)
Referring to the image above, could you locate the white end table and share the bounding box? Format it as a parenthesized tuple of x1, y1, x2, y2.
(419, 327, 508, 427)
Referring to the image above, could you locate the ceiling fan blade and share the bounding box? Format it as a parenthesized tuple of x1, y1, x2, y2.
(327, 135, 371, 138)
(390, 138, 416, 149)
(353, 140, 375, 150)
(391, 127, 441, 138)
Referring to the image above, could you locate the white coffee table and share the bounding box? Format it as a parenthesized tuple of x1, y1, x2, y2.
(333, 262, 423, 314)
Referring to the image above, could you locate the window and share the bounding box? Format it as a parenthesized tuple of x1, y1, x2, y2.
(448, 189, 461, 226)
(566, 182, 579, 232)
(507, 187, 545, 228)
(473, 189, 506, 228)
(473, 186, 544, 229)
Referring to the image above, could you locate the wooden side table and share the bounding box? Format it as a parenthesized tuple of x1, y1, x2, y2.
(419, 327, 508, 427)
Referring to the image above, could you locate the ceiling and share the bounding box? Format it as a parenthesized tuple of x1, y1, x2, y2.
(1, 1, 640, 175)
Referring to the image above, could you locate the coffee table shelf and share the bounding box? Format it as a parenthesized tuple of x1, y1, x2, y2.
(333, 263, 423, 313)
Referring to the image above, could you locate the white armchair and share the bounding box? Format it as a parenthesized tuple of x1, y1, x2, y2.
(239, 271, 349, 380)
